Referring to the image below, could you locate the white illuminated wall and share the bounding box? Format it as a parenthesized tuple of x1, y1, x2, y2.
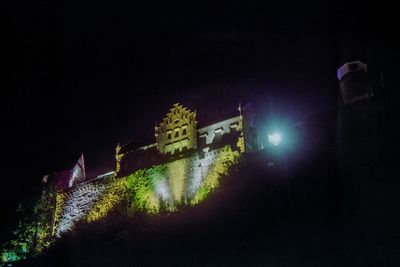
(53, 146, 238, 236)
(56, 182, 107, 236)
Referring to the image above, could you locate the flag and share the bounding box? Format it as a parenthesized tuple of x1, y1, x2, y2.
(42, 174, 49, 184)
(68, 154, 86, 188)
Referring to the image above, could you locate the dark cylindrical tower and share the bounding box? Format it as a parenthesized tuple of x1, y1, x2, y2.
(337, 61, 373, 105)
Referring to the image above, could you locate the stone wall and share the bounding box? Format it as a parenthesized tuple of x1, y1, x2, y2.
(52, 144, 242, 237)
(198, 116, 241, 147)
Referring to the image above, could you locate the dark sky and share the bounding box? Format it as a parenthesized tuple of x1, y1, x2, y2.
(2, 0, 398, 233)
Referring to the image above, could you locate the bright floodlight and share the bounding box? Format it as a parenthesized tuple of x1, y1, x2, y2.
(268, 133, 281, 146)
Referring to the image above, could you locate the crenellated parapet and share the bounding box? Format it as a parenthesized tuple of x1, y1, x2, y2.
(54, 102, 258, 236)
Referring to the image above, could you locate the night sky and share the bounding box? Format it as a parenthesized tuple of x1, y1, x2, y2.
(2, 0, 398, 237)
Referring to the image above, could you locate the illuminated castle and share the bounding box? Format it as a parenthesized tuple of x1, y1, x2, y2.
(0, 102, 260, 263)
(116, 103, 259, 176)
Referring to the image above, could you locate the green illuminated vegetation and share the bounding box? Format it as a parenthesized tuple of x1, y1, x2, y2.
(1, 145, 241, 265)
(85, 145, 241, 222)
(1, 189, 54, 265)
(1, 99, 245, 266)
(1, 101, 251, 266)
(191, 146, 240, 205)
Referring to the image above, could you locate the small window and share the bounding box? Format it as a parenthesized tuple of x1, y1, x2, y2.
(175, 132, 179, 138)
(168, 133, 171, 140)
(182, 128, 187, 135)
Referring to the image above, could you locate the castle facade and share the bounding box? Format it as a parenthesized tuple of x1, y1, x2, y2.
(1, 103, 260, 264)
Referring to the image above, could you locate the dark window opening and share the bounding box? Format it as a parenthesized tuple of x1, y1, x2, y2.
(349, 63, 359, 71)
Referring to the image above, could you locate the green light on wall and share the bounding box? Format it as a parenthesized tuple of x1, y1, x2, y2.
(2, 144, 241, 265)
(84, 144, 240, 221)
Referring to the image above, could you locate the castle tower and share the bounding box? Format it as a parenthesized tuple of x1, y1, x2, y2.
(337, 61, 373, 105)
(155, 103, 197, 155)
(241, 102, 260, 152)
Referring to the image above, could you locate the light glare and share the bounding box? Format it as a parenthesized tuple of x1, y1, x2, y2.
(268, 133, 281, 146)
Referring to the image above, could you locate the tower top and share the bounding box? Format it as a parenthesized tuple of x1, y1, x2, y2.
(337, 61, 367, 81)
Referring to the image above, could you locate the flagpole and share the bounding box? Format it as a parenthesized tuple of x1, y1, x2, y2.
(82, 153, 86, 181)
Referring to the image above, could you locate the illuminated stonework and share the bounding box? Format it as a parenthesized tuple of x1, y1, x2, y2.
(115, 144, 124, 173)
(55, 182, 108, 236)
(155, 103, 197, 155)
(1, 102, 259, 265)
(50, 144, 240, 234)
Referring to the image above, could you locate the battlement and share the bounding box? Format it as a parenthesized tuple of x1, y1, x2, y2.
(51, 102, 259, 237)
(116, 103, 258, 177)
